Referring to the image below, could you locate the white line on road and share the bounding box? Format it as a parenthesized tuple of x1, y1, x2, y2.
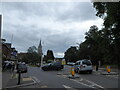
(79, 78, 83, 81)
(85, 79, 105, 89)
(32, 76, 40, 83)
(63, 85, 72, 88)
(70, 79, 95, 89)
(63, 85, 77, 90)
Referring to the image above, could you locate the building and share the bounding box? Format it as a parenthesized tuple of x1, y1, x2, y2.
(38, 39, 42, 56)
(2, 39, 12, 61)
(2, 39, 18, 61)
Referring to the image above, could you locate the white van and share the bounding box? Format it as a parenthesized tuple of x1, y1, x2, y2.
(74, 59, 93, 74)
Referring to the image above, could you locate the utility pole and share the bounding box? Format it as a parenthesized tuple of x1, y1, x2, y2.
(0, 15, 2, 68)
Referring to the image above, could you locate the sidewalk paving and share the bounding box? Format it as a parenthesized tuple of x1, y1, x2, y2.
(2, 70, 36, 89)
(93, 67, 119, 75)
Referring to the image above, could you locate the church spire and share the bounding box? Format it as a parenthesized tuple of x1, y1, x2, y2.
(38, 39, 42, 56)
(39, 39, 42, 47)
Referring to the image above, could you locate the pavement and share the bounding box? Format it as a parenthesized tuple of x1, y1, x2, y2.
(94, 67, 119, 75)
(2, 70, 36, 89)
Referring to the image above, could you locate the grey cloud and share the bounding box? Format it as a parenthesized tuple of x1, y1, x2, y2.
(1, 2, 97, 22)
(57, 3, 97, 22)
(1, 2, 100, 57)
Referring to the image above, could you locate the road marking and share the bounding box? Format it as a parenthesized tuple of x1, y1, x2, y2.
(41, 85, 48, 88)
(63, 85, 77, 90)
(106, 75, 119, 79)
(85, 79, 104, 89)
(23, 77, 32, 81)
(63, 85, 71, 88)
(70, 79, 95, 88)
(79, 78, 83, 81)
(32, 76, 40, 83)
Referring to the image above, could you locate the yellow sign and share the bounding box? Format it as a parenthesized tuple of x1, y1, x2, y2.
(62, 59, 66, 65)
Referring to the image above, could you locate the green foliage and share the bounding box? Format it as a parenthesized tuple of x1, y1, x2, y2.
(46, 50, 54, 62)
(93, 2, 120, 64)
(64, 2, 119, 65)
(20, 46, 40, 64)
(64, 46, 79, 63)
(27, 46, 37, 53)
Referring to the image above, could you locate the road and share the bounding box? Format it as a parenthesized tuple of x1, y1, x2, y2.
(27, 65, 119, 89)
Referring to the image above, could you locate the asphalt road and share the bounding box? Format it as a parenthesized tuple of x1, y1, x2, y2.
(27, 65, 119, 89)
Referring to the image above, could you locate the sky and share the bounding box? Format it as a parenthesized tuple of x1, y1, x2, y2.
(0, 2, 103, 58)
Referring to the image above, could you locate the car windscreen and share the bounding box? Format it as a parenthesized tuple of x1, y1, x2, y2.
(82, 60, 92, 65)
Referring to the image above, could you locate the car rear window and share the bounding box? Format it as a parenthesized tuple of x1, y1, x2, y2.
(82, 60, 91, 65)
(53, 62, 61, 65)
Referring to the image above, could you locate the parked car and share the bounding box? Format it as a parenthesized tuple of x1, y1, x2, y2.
(16, 63, 27, 73)
(42, 62, 64, 71)
(74, 59, 93, 74)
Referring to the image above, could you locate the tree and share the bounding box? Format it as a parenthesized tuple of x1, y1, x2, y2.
(64, 46, 79, 63)
(27, 46, 37, 53)
(46, 50, 54, 61)
(93, 2, 120, 64)
(26, 46, 40, 65)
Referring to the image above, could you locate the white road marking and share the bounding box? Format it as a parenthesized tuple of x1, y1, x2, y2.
(107, 75, 119, 79)
(79, 78, 83, 81)
(63, 85, 72, 88)
(57, 73, 106, 89)
(32, 76, 40, 83)
(70, 79, 95, 88)
(85, 79, 104, 89)
(63, 85, 77, 90)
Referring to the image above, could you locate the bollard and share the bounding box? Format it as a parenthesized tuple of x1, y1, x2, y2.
(17, 72, 21, 85)
(106, 65, 110, 73)
(71, 67, 75, 77)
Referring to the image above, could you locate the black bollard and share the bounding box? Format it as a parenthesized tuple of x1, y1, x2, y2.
(17, 72, 21, 85)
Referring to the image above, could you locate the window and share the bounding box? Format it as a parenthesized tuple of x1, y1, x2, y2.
(82, 60, 91, 65)
(75, 62, 79, 65)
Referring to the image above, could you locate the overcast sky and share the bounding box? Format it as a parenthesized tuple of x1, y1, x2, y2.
(0, 2, 103, 58)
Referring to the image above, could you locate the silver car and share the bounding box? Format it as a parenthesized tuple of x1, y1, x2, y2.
(74, 59, 93, 74)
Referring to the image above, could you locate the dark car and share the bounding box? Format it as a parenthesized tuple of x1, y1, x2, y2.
(42, 62, 64, 71)
(16, 63, 27, 73)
